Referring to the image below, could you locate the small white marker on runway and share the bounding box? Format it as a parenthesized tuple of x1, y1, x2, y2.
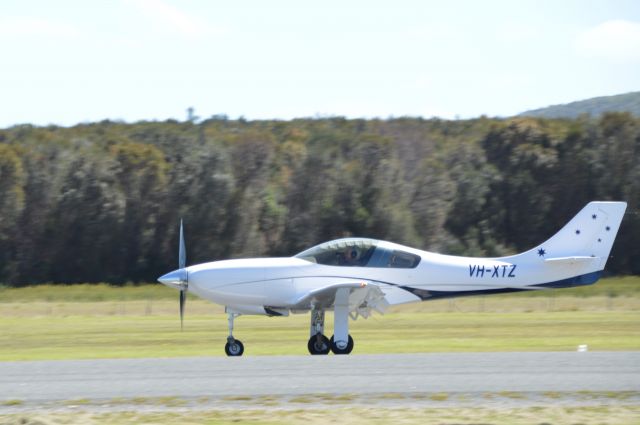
(577, 344, 588, 352)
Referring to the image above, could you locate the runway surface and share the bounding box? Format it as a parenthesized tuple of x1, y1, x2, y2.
(1, 352, 639, 403)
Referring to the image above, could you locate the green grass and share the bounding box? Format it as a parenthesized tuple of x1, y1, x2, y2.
(0, 282, 180, 302)
(1, 405, 639, 425)
(222, 395, 253, 402)
(0, 309, 637, 361)
(429, 392, 449, 401)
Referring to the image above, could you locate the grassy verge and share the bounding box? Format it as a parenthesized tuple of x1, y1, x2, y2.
(0, 282, 179, 302)
(0, 310, 638, 360)
(2, 405, 639, 425)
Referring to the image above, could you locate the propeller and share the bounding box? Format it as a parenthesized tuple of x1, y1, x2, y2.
(178, 219, 187, 330)
(157, 220, 188, 330)
(179, 286, 186, 330)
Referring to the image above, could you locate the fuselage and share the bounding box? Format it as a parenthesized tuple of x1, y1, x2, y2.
(176, 238, 601, 314)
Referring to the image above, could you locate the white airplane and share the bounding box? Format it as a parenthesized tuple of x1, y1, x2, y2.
(159, 201, 627, 356)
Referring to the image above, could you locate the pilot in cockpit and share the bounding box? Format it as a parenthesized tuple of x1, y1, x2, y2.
(337, 246, 361, 266)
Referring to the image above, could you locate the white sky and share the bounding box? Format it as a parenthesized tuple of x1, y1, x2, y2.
(1, 0, 639, 127)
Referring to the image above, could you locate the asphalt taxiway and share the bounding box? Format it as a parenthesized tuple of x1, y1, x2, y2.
(1, 352, 638, 403)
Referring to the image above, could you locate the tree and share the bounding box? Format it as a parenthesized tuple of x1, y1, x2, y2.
(481, 119, 559, 252)
(0, 145, 25, 283)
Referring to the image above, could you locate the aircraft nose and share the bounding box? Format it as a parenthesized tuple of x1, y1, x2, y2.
(158, 269, 187, 289)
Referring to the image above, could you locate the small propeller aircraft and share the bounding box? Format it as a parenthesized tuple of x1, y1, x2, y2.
(159, 201, 626, 356)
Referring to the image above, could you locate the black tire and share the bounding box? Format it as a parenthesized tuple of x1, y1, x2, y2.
(330, 335, 354, 355)
(307, 333, 330, 355)
(225, 339, 244, 356)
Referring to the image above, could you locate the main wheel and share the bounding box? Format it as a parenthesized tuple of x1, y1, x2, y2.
(307, 333, 330, 355)
(225, 339, 244, 356)
(330, 334, 354, 355)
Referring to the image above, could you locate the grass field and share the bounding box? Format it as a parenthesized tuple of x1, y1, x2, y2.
(0, 277, 638, 360)
(1, 310, 638, 360)
(2, 405, 640, 425)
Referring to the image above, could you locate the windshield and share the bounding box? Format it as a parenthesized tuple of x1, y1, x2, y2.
(295, 238, 378, 267)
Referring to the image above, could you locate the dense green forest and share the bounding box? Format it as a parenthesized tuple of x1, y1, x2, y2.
(0, 113, 639, 286)
(519, 91, 640, 118)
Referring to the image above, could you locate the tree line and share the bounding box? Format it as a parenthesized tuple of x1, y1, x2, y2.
(0, 113, 638, 286)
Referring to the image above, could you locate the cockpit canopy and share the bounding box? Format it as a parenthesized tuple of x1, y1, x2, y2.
(295, 238, 421, 268)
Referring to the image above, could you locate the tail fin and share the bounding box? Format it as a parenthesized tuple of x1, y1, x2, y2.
(526, 201, 627, 270)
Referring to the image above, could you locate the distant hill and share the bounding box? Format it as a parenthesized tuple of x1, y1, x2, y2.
(518, 91, 640, 118)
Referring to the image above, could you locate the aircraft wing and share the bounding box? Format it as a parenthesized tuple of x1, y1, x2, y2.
(290, 280, 389, 319)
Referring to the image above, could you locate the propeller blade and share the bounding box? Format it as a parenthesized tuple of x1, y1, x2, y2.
(180, 289, 186, 330)
(178, 220, 187, 330)
(179, 219, 186, 270)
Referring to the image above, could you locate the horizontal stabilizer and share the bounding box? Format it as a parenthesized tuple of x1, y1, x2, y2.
(544, 256, 600, 265)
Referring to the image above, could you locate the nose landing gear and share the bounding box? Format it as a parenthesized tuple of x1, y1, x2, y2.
(225, 338, 244, 356)
(225, 312, 244, 357)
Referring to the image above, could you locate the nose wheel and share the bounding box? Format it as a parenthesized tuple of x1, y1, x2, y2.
(225, 338, 244, 356)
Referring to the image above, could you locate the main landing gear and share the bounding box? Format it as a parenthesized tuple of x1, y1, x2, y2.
(307, 288, 354, 355)
(330, 334, 354, 355)
(308, 309, 331, 354)
(225, 312, 244, 357)
(224, 289, 356, 357)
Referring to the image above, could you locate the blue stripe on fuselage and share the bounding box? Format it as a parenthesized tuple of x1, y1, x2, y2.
(399, 270, 603, 301)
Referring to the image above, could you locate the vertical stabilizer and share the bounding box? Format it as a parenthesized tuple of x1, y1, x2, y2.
(528, 201, 627, 270)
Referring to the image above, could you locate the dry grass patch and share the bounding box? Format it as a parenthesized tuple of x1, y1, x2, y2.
(429, 392, 450, 401)
(2, 405, 640, 425)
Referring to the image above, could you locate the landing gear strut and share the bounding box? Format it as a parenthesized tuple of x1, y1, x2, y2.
(307, 308, 330, 355)
(224, 312, 244, 356)
(307, 290, 356, 355)
(330, 288, 354, 355)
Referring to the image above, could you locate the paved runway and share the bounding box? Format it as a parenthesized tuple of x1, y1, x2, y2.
(1, 352, 639, 403)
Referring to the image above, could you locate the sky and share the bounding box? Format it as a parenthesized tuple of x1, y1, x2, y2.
(1, 0, 639, 127)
